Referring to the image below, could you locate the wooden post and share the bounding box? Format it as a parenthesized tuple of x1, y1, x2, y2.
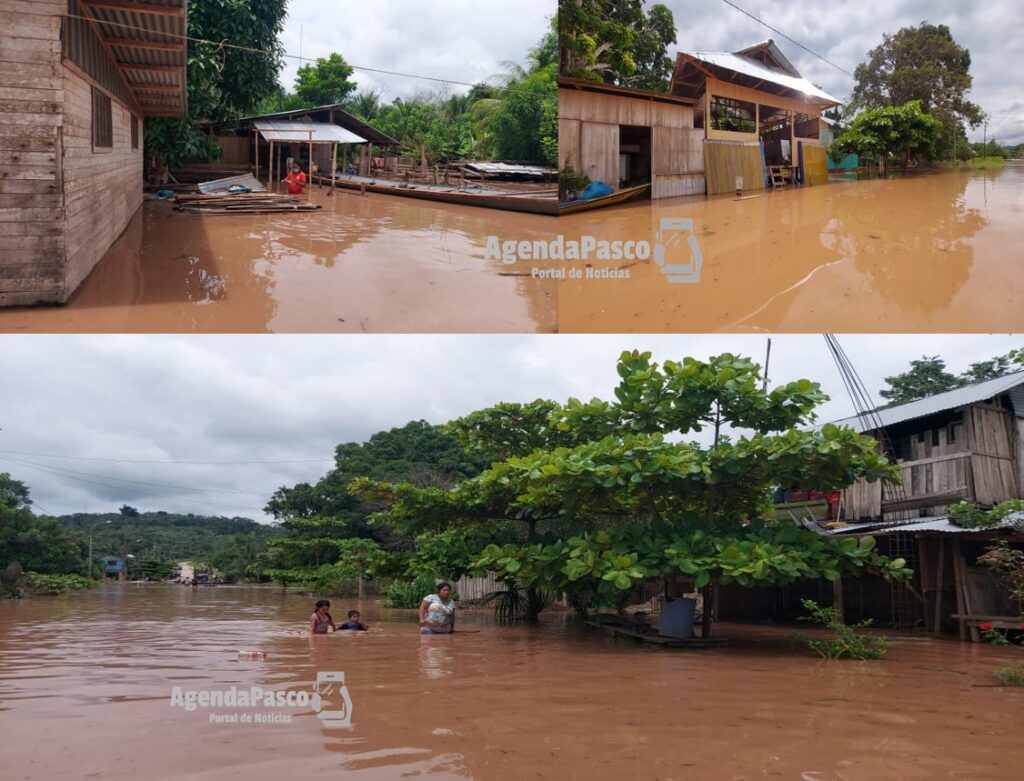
(833, 577, 844, 623)
(267, 140, 273, 190)
(952, 538, 968, 641)
(933, 537, 945, 637)
(254, 129, 259, 182)
(331, 141, 337, 194)
(308, 131, 313, 201)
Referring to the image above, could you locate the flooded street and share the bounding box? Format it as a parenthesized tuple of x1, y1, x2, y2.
(1, 585, 1021, 780)
(0, 189, 557, 334)
(558, 166, 1024, 333)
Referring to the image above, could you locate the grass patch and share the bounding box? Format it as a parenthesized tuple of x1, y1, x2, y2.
(798, 599, 888, 660)
(941, 156, 1006, 169)
(995, 664, 1024, 686)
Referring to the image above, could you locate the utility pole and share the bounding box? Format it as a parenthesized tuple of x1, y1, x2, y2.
(763, 338, 772, 393)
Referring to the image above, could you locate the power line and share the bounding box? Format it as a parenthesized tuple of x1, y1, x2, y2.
(0, 457, 269, 515)
(717, 0, 854, 78)
(0, 455, 268, 497)
(0, 447, 331, 466)
(63, 12, 548, 96)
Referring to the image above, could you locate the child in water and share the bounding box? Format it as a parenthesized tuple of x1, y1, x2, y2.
(309, 599, 335, 634)
(338, 610, 368, 631)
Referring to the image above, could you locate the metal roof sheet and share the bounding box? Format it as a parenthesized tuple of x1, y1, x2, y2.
(684, 51, 842, 105)
(827, 513, 1024, 535)
(825, 371, 1024, 432)
(253, 121, 366, 144)
(236, 104, 401, 147)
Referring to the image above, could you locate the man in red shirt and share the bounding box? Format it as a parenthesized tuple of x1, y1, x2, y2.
(282, 161, 307, 194)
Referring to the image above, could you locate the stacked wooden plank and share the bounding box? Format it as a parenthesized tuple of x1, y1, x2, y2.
(173, 193, 321, 215)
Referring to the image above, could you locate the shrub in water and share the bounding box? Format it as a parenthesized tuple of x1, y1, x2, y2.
(798, 598, 888, 660)
(383, 574, 442, 609)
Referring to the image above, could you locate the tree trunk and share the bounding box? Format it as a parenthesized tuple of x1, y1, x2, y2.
(420, 144, 428, 176)
(357, 574, 364, 600)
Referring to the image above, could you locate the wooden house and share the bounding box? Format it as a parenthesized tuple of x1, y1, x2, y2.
(835, 372, 1024, 522)
(211, 104, 402, 185)
(558, 79, 705, 199)
(559, 39, 842, 199)
(0, 0, 188, 307)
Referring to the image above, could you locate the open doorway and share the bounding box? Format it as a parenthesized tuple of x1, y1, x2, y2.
(758, 104, 792, 166)
(618, 125, 652, 188)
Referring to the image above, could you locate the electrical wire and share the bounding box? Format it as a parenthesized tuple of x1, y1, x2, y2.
(0, 447, 331, 466)
(0, 455, 268, 497)
(717, 0, 854, 78)
(63, 12, 550, 97)
(0, 457, 270, 515)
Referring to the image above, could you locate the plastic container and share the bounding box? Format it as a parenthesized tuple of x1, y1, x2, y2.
(658, 596, 697, 639)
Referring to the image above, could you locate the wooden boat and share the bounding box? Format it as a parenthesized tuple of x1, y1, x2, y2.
(311, 174, 559, 215)
(557, 183, 651, 215)
(310, 175, 650, 216)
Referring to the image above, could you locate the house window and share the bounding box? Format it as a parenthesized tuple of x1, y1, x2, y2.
(710, 95, 756, 134)
(948, 423, 958, 443)
(917, 431, 925, 443)
(931, 429, 940, 447)
(131, 114, 139, 150)
(92, 87, 112, 149)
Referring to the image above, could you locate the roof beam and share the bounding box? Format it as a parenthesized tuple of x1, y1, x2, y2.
(119, 64, 182, 73)
(105, 39, 182, 52)
(80, 0, 184, 16)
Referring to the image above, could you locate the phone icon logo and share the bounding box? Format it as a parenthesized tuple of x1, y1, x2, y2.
(313, 671, 353, 728)
(654, 217, 703, 284)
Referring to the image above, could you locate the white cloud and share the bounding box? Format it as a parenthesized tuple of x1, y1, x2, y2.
(0, 334, 1019, 521)
(275, 0, 554, 101)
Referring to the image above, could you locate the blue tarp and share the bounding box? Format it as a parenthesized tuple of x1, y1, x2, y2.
(580, 181, 613, 201)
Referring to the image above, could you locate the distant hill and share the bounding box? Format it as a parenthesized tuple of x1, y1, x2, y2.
(58, 512, 283, 563)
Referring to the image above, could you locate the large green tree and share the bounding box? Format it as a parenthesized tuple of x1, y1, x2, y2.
(848, 23, 984, 161)
(354, 352, 908, 633)
(145, 0, 287, 166)
(294, 53, 358, 106)
(1, 475, 86, 576)
(879, 349, 1024, 406)
(829, 100, 942, 173)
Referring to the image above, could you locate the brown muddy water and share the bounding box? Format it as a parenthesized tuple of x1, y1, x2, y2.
(0, 188, 557, 333)
(1, 585, 1021, 780)
(558, 166, 1024, 333)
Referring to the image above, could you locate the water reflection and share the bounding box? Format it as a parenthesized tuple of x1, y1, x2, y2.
(0, 189, 559, 334)
(557, 166, 1024, 332)
(2, 585, 1023, 780)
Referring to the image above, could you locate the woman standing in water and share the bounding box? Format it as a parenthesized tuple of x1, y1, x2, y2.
(418, 583, 456, 634)
(309, 599, 335, 634)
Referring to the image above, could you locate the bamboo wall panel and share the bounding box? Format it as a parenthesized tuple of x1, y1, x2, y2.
(704, 140, 764, 195)
(579, 122, 619, 187)
(61, 67, 142, 298)
(0, 0, 63, 305)
(802, 142, 828, 185)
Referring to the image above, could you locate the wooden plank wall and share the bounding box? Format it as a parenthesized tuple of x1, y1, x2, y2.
(652, 125, 704, 198)
(967, 405, 1017, 504)
(62, 67, 142, 296)
(217, 135, 249, 165)
(0, 0, 65, 306)
(844, 477, 882, 520)
(801, 142, 829, 186)
(704, 139, 764, 195)
(560, 88, 702, 196)
(579, 122, 618, 189)
(1016, 418, 1024, 497)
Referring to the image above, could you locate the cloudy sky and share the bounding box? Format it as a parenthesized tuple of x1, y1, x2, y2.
(659, 0, 1024, 144)
(0, 334, 1019, 522)
(275, 0, 553, 102)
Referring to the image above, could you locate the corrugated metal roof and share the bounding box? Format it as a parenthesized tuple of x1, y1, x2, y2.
(684, 51, 842, 105)
(253, 121, 366, 144)
(827, 513, 1024, 536)
(825, 371, 1024, 432)
(235, 104, 401, 147)
(74, 0, 188, 117)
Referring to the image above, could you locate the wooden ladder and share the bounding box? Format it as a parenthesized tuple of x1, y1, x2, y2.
(768, 165, 788, 188)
